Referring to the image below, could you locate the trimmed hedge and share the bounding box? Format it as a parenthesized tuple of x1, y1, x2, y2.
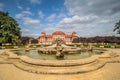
(29, 44, 52, 48)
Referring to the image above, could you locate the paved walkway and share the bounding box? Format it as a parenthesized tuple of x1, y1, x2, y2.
(0, 49, 120, 80)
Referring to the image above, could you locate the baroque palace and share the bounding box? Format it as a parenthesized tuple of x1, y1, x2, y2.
(38, 31, 78, 44)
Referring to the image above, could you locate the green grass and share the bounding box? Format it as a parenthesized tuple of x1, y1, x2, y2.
(18, 45, 25, 48)
(66, 43, 120, 48)
(29, 44, 52, 48)
(0, 45, 25, 49)
(115, 45, 120, 48)
(93, 44, 120, 48)
(0, 46, 2, 49)
(66, 44, 89, 47)
(3, 45, 14, 49)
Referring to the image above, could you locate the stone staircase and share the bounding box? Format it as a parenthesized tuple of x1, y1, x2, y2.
(13, 58, 112, 74)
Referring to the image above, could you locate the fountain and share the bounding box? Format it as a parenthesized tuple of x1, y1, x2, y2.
(12, 39, 104, 60)
(55, 39, 64, 59)
(0, 41, 119, 75)
(2, 38, 116, 74)
(0, 47, 119, 74)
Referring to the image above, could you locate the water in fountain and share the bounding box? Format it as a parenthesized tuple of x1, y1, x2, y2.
(12, 40, 104, 60)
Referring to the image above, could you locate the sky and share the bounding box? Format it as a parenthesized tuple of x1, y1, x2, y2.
(0, 0, 120, 38)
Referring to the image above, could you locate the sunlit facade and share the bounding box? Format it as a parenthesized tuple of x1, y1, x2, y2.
(38, 31, 77, 44)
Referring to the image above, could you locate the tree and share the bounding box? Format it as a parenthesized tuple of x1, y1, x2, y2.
(0, 11, 21, 46)
(31, 39, 38, 44)
(113, 20, 120, 34)
(20, 37, 31, 45)
(72, 37, 79, 43)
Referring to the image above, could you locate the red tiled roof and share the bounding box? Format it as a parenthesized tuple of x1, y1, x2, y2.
(41, 32, 46, 34)
(46, 35, 52, 38)
(72, 32, 76, 34)
(52, 31, 65, 35)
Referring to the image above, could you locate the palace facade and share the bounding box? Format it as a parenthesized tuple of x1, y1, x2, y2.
(38, 31, 77, 44)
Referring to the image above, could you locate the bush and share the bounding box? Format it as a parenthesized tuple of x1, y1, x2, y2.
(2, 45, 14, 49)
(115, 45, 120, 48)
(29, 44, 52, 48)
(66, 44, 75, 47)
(82, 44, 89, 47)
(43, 44, 52, 47)
(1, 45, 25, 49)
(93, 43, 120, 48)
(104, 45, 111, 48)
(18, 45, 25, 48)
(0, 46, 2, 49)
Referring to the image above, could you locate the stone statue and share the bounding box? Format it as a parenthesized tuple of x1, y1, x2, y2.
(55, 39, 64, 59)
(88, 44, 93, 51)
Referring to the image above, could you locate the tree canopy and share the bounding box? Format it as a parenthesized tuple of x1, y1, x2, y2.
(72, 36, 120, 44)
(0, 11, 21, 45)
(114, 20, 120, 34)
(20, 37, 32, 45)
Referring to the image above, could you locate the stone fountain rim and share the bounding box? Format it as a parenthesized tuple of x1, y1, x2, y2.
(1, 49, 119, 74)
(4, 49, 110, 67)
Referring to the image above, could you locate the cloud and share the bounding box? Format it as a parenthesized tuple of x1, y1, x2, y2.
(99, 20, 110, 24)
(22, 29, 39, 38)
(40, 23, 61, 34)
(65, 0, 120, 16)
(38, 11, 45, 19)
(49, 0, 120, 37)
(15, 10, 32, 19)
(29, 0, 41, 4)
(15, 10, 40, 27)
(22, 11, 32, 15)
(26, 7, 30, 10)
(23, 17, 41, 27)
(46, 14, 57, 22)
(17, 6, 30, 11)
(36, 0, 120, 37)
(57, 15, 99, 34)
(15, 0, 120, 37)
(46, 13, 66, 22)
(17, 6, 23, 10)
(0, 3, 4, 10)
(59, 15, 98, 24)
(44, 14, 101, 37)
(22, 29, 30, 33)
(15, 13, 25, 19)
(43, 26, 57, 33)
(57, 13, 67, 20)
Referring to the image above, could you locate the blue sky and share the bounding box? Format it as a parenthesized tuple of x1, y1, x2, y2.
(0, 0, 120, 37)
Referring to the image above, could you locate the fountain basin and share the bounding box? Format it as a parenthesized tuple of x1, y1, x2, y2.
(11, 48, 106, 67)
(20, 55, 98, 67)
(1, 49, 119, 74)
(13, 49, 103, 60)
